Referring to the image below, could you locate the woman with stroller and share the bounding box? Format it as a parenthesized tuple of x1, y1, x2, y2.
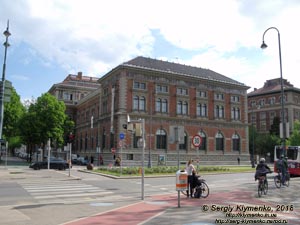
(186, 159, 196, 197)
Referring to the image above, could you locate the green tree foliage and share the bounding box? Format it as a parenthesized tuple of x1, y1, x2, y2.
(286, 120, 300, 146)
(3, 88, 25, 149)
(256, 133, 280, 162)
(19, 93, 69, 154)
(249, 125, 258, 155)
(270, 116, 280, 136)
(33, 93, 67, 147)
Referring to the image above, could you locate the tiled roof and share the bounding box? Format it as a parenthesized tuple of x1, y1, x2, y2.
(248, 78, 295, 96)
(122, 56, 246, 86)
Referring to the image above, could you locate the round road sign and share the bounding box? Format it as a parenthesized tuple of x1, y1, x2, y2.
(192, 134, 202, 147)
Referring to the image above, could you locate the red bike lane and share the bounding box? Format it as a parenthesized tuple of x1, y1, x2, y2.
(62, 190, 300, 225)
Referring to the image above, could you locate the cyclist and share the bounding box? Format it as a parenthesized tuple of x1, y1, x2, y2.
(255, 158, 271, 181)
(276, 155, 287, 185)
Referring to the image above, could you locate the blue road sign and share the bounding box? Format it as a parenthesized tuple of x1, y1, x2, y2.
(119, 132, 125, 140)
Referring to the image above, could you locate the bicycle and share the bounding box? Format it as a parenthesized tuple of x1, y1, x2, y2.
(181, 177, 209, 198)
(274, 171, 290, 188)
(257, 175, 268, 197)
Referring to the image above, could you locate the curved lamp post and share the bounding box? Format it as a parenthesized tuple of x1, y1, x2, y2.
(261, 27, 286, 153)
(0, 20, 11, 139)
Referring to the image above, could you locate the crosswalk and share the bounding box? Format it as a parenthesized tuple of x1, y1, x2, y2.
(17, 179, 115, 204)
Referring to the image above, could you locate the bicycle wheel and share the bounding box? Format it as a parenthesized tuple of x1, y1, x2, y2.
(284, 177, 290, 187)
(263, 179, 268, 195)
(200, 182, 209, 198)
(258, 182, 263, 197)
(180, 189, 188, 196)
(274, 175, 281, 188)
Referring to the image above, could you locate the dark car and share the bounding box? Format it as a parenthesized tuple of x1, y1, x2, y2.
(29, 157, 69, 170)
(76, 157, 88, 165)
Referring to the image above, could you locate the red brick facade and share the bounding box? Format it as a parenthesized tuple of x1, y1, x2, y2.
(74, 57, 250, 166)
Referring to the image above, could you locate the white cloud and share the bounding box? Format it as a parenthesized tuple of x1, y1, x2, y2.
(1, 0, 300, 95)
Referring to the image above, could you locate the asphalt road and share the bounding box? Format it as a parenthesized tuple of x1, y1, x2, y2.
(0, 165, 299, 225)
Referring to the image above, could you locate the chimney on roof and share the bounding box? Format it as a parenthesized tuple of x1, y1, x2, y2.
(254, 88, 257, 91)
(77, 72, 83, 80)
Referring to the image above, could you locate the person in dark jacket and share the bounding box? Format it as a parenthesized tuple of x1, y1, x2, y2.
(255, 158, 271, 180)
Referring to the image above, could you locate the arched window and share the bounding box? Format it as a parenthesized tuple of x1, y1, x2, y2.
(156, 129, 167, 149)
(133, 96, 146, 111)
(179, 132, 187, 150)
(231, 107, 240, 120)
(198, 130, 207, 150)
(215, 105, 224, 118)
(232, 133, 240, 151)
(197, 103, 207, 117)
(162, 99, 168, 113)
(215, 131, 224, 151)
(177, 101, 188, 115)
(156, 98, 168, 113)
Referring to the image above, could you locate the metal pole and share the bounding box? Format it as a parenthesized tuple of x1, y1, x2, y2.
(0, 21, 11, 139)
(47, 139, 50, 170)
(261, 27, 286, 151)
(141, 118, 145, 200)
(69, 142, 71, 177)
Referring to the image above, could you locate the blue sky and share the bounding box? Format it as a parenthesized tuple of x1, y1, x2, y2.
(1, 0, 300, 101)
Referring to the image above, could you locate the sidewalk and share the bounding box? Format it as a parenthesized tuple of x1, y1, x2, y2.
(62, 189, 300, 225)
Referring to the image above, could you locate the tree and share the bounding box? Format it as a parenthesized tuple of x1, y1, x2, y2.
(256, 133, 280, 162)
(33, 93, 67, 147)
(270, 116, 280, 136)
(286, 120, 300, 146)
(3, 88, 26, 150)
(19, 93, 68, 159)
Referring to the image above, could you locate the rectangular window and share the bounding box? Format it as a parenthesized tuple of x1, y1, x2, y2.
(156, 84, 168, 93)
(214, 93, 224, 100)
(177, 87, 188, 95)
(231, 95, 240, 102)
(134, 81, 146, 90)
(197, 90, 207, 98)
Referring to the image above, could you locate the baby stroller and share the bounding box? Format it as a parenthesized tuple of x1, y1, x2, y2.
(191, 175, 209, 198)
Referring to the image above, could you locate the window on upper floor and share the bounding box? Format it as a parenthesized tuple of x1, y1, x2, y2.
(196, 103, 207, 117)
(214, 105, 225, 118)
(177, 101, 188, 115)
(231, 107, 240, 120)
(268, 97, 276, 105)
(197, 90, 207, 98)
(133, 95, 146, 111)
(177, 87, 188, 95)
(214, 93, 224, 101)
(133, 81, 146, 90)
(156, 98, 168, 113)
(258, 99, 265, 106)
(231, 95, 240, 102)
(156, 84, 168, 93)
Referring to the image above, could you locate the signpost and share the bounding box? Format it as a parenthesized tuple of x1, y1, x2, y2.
(192, 134, 202, 148)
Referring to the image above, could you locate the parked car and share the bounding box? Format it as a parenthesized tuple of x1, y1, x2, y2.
(29, 157, 69, 170)
(76, 157, 88, 165)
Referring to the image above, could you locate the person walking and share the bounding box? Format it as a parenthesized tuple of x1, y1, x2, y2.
(186, 159, 196, 198)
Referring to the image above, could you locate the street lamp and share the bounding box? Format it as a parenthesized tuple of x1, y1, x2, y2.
(261, 27, 286, 152)
(0, 20, 11, 139)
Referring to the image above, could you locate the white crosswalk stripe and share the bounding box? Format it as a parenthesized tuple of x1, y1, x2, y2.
(17, 180, 115, 203)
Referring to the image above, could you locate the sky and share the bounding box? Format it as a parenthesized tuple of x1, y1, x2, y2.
(1, 0, 300, 102)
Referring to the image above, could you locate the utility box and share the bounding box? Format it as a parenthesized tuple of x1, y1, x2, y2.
(176, 170, 188, 191)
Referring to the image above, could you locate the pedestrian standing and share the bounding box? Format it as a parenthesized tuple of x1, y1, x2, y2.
(186, 159, 195, 198)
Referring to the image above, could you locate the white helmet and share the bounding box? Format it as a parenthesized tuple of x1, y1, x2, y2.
(260, 158, 265, 163)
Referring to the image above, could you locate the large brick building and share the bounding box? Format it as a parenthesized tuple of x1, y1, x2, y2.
(74, 56, 250, 166)
(48, 72, 100, 120)
(248, 78, 300, 135)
